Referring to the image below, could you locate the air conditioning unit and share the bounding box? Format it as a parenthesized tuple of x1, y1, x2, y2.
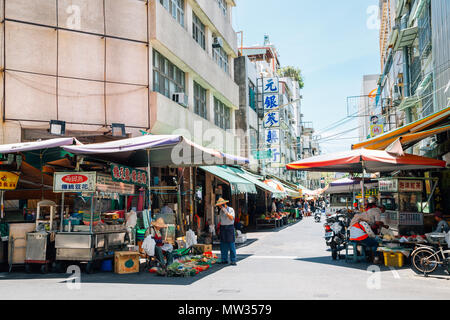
(212, 36, 223, 49)
(172, 92, 188, 107)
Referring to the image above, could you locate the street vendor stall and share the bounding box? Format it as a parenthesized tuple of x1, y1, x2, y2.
(53, 171, 135, 273)
(0, 138, 77, 271)
(378, 177, 438, 235)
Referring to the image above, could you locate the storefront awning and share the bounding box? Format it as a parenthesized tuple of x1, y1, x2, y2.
(0, 138, 76, 154)
(323, 178, 378, 194)
(199, 166, 257, 195)
(63, 135, 248, 167)
(221, 166, 286, 199)
(352, 106, 450, 150)
(400, 125, 450, 149)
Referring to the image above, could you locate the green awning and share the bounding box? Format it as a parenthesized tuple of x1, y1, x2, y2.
(199, 166, 257, 195)
(219, 166, 286, 199)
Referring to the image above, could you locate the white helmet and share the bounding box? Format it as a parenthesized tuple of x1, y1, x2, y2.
(367, 197, 377, 204)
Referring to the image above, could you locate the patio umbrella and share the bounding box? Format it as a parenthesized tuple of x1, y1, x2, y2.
(286, 148, 446, 173)
(286, 148, 446, 209)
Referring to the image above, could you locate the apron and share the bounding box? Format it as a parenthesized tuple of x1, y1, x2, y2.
(220, 224, 235, 243)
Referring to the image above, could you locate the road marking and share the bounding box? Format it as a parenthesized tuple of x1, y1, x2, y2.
(247, 255, 299, 259)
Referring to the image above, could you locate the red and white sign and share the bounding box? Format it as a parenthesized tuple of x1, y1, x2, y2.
(53, 172, 96, 193)
(398, 180, 423, 192)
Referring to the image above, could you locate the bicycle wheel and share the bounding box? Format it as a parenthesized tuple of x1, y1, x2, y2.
(411, 248, 440, 275)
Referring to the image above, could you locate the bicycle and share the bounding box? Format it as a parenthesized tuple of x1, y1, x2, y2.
(411, 243, 450, 276)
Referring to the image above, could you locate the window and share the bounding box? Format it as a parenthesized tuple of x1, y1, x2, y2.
(214, 97, 231, 130)
(248, 81, 256, 111)
(194, 82, 207, 119)
(217, 0, 227, 16)
(213, 46, 229, 74)
(153, 50, 185, 100)
(192, 13, 206, 50)
(160, 0, 185, 27)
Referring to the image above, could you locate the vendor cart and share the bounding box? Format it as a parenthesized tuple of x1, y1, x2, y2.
(378, 177, 438, 236)
(53, 172, 131, 273)
(24, 200, 58, 273)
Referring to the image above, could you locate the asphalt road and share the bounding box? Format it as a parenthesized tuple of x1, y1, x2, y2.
(0, 215, 449, 300)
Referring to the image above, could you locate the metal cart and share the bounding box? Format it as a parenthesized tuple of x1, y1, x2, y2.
(25, 200, 58, 273)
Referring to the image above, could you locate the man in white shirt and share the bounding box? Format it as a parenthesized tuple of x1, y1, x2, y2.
(216, 197, 237, 266)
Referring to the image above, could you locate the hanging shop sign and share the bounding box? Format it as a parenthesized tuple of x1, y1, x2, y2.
(111, 164, 147, 188)
(398, 180, 423, 192)
(370, 124, 384, 138)
(356, 188, 379, 199)
(379, 179, 398, 192)
(0, 171, 19, 190)
(97, 173, 135, 195)
(53, 172, 97, 193)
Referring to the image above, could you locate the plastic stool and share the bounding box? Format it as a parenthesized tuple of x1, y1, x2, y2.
(345, 241, 367, 263)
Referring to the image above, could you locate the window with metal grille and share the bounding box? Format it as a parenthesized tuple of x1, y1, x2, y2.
(192, 13, 206, 50)
(214, 97, 231, 130)
(160, 0, 185, 27)
(213, 46, 229, 74)
(217, 0, 227, 16)
(153, 50, 185, 99)
(194, 81, 207, 119)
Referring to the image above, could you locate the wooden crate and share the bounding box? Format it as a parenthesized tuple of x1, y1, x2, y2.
(114, 251, 140, 274)
(192, 244, 212, 254)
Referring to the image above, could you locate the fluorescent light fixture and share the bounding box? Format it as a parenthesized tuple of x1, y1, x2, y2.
(111, 123, 126, 137)
(49, 120, 66, 135)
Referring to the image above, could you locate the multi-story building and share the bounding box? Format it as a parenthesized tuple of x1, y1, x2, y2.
(374, 0, 449, 142)
(234, 55, 259, 172)
(0, 0, 241, 157)
(237, 35, 309, 184)
(353, 0, 450, 214)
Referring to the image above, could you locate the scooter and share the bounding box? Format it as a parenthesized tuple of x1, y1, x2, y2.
(323, 210, 351, 260)
(314, 211, 321, 223)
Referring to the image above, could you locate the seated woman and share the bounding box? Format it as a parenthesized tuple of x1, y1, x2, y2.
(146, 217, 174, 268)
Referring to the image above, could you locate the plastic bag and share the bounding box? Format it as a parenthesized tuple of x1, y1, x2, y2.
(208, 224, 216, 236)
(142, 235, 156, 257)
(161, 243, 173, 252)
(186, 229, 197, 248)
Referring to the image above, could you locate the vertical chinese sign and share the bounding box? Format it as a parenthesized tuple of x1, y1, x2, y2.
(262, 77, 281, 163)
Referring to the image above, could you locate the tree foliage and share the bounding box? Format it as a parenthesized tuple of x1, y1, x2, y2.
(278, 66, 304, 89)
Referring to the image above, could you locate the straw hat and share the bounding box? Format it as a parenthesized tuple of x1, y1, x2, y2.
(215, 197, 229, 206)
(151, 217, 168, 228)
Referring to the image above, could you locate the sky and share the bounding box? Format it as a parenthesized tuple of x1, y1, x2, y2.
(232, 0, 382, 154)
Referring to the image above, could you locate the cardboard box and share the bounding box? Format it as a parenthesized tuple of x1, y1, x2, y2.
(193, 244, 212, 254)
(114, 251, 140, 274)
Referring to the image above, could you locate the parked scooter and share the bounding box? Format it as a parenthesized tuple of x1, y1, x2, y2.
(314, 210, 321, 223)
(323, 209, 352, 260)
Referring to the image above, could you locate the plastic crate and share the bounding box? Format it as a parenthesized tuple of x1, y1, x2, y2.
(383, 252, 404, 268)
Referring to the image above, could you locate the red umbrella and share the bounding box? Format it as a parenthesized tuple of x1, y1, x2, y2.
(286, 148, 446, 173)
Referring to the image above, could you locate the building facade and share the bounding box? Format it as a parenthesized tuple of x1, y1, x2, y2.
(375, 0, 449, 143)
(0, 0, 241, 156)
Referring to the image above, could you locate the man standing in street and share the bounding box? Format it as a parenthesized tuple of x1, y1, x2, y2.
(216, 198, 237, 266)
